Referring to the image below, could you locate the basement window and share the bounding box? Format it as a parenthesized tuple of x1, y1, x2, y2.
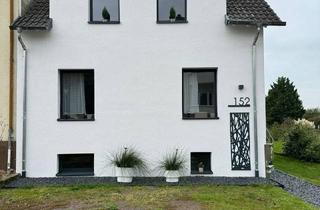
(191, 152, 212, 174)
(183, 69, 218, 119)
(157, 0, 187, 23)
(89, 0, 120, 24)
(59, 70, 94, 121)
(57, 154, 94, 176)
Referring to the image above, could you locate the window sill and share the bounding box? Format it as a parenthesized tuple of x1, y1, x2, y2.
(56, 172, 94, 177)
(57, 118, 95, 122)
(88, 21, 120, 24)
(157, 20, 188, 24)
(191, 171, 213, 175)
(182, 117, 220, 120)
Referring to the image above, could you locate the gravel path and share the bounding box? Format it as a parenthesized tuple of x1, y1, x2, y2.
(271, 169, 320, 207)
(4, 176, 270, 188)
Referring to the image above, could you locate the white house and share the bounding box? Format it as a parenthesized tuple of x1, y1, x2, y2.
(10, 0, 285, 178)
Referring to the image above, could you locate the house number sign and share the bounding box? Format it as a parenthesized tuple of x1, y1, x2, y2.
(228, 97, 251, 107)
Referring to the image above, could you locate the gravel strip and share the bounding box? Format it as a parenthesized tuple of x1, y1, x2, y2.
(4, 176, 270, 188)
(271, 169, 320, 207)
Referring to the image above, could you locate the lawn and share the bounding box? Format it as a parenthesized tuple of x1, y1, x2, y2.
(0, 184, 318, 210)
(273, 140, 320, 185)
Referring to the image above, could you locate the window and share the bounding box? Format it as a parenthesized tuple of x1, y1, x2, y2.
(191, 152, 212, 174)
(157, 0, 187, 23)
(59, 70, 94, 121)
(183, 68, 218, 119)
(89, 0, 120, 23)
(57, 154, 94, 176)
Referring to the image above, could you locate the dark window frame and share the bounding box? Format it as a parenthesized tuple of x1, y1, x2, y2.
(157, 0, 188, 24)
(88, 0, 121, 24)
(57, 154, 94, 176)
(58, 69, 95, 122)
(190, 152, 213, 175)
(182, 68, 219, 120)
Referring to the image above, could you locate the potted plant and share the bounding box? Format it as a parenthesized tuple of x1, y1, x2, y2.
(160, 149, 186, 183)
(102, 6, 110, 22)
(169, 7, 176, 22)
(198, 162, 204, 173)
(110, 147, 147, 183)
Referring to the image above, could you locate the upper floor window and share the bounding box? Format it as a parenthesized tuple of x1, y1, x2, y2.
(89, 0, 120, 24)
(59, 70, 95, 121)
(157, 0, 187, 23)
(183, 68, 218, 119)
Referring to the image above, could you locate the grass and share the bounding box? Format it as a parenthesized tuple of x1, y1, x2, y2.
(273, 140, 320, 185)
(0, 185, 318, 210)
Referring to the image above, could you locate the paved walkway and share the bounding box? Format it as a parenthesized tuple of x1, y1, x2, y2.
(271, 169, 320, 207)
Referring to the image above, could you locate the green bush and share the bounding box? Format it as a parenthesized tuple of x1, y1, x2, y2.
(268, 119, 294, 141)
(283, 124, 320, 162)
(304, 108, 320, 129)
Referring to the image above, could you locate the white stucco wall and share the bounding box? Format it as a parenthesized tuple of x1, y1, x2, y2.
(16, 0, 266, 177)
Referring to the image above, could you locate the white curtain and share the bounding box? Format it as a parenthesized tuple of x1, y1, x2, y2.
(62, 73, 86, 115)
(184, 73, 199, 113)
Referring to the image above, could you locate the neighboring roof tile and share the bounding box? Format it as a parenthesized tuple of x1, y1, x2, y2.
(10, 0, 52, 31)
(226, 0, 286, 26)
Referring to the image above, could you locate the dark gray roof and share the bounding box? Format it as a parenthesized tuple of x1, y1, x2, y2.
(10, 0, 52, 31)
(226, 0, 286, 26)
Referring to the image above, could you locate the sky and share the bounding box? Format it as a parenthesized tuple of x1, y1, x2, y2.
(264, 0, 320, 109)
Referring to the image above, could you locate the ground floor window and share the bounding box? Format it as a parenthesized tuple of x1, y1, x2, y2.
(57, 154, 94, 176)
(59, 70, 94, 121)
(191, 152, 212, 174)
(183, 68, 218, 119)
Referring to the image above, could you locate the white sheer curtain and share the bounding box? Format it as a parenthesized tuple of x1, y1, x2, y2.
(184, 72, 199, 113)
(62, 73, 86, 115)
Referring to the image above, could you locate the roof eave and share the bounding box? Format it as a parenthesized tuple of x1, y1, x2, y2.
(9, 18, 53, 31)
(225, 15, 286, 27)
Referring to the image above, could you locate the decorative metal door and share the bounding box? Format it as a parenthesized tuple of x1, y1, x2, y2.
(230, 112, 251, 170)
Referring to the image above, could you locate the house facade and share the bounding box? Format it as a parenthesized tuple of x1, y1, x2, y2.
(11, 0, 285, 178)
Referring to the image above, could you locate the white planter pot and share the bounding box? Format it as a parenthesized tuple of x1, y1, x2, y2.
(116, 167, 133, 183)
(199, 167, 204, 173)
(165, 170, 180, 183)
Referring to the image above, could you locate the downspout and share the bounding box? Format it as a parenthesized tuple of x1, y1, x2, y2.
(17, 31, 27, 177)
(7, 0, 15, 172)
(252, 26, 261, 177)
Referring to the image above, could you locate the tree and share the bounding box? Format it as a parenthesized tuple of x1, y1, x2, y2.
(266, 77, 305, 125)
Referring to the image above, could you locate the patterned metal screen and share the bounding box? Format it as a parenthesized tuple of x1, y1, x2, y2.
(230, 113, 251, 170)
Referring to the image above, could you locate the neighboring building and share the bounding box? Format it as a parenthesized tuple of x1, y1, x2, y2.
(10, 0, 285, 178)
(0, 0, 17, 171)
(0, 1, 11, 141)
